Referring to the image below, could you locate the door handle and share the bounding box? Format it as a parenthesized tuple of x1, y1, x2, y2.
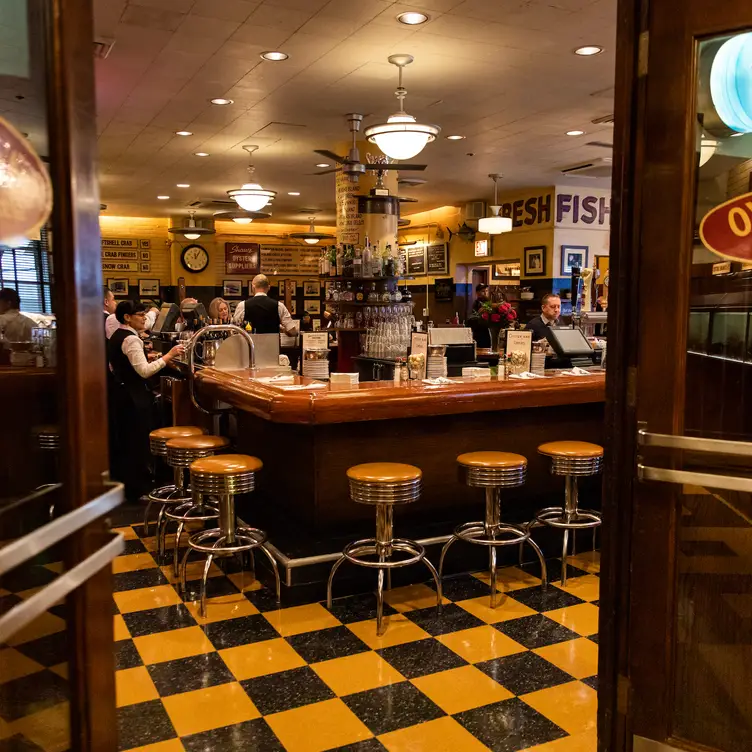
(0, 533, 124, 643)
(638, 427, 752, 458)
(638, 464, 752, 493)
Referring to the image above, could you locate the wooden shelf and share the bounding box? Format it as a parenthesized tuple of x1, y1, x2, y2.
(320, 276, 400, 282)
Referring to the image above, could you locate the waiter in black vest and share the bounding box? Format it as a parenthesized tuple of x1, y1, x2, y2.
(232, 274, 298, 335)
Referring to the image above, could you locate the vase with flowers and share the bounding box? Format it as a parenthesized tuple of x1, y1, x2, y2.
(478, 300, 518, 352)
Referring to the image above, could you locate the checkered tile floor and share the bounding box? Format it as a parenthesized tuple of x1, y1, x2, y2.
(1, 515, 600, 752)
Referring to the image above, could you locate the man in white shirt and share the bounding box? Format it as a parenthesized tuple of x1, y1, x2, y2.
(104, 286, 117, 324)
(232, 274, 297, 335)
(0, 288, 36, 342)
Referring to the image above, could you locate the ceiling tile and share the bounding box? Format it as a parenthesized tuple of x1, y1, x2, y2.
(245, 3, 317, 30)
(120, 4, 185, 31)
(262, 0, 330, 10)
(191, 0, 261, 22)
(176, 13, 242, 39)
(231, 23, 291, 47)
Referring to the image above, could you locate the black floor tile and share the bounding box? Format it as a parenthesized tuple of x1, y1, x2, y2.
(286, 626, 370, 664)
(114, 640, 143, 671)
(110, 504, 147, 528)
(328, 742, 386, 752)
(0, 593, 22, 614)
(146, 653, 235, 697)
(494, 615, 580, 650)
(0, 734, 46, 751)
(404, 603, 485, 636)
(377, 638, 467, 679)
(582, 675, 599, 691)
(121, 538, 148, 555)
(524, 559, 589, 584)
(591, 599, 599, 607)
(0, 670, 68, 722)
(202, 614, 279, 650)
(588, 633, 599, 645)
(1, 565, 57, 594)
(476, 651, 573, 696)
(130, 524, 149, 539)
(428, 574, 492, 602)
(455, 697, 568, 752)
(112, 568, 168, 593)
(122, 604, 196, 638)
(13, 631, 68, 667)
(117, 699, 177, 751)
(181, 718, 284, 752)
(325, 593, 398, 624)
(508, 585, 584, 613)
(182, 575, 239, 602)
(342, 681, 445, 735)
(245, 587, 313, 613)
(241, 667, 335, 715)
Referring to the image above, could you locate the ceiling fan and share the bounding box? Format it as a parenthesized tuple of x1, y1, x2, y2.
(313, 113, 427, 181)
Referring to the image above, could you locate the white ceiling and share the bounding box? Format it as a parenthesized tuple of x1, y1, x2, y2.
(92, 0, 616, 223)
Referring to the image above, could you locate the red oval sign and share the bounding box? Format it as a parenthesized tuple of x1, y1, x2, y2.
(700, 191, 752, 262)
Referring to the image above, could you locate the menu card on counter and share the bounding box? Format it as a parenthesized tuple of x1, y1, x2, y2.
(410, 332, 428, 379)
(505, 330, 533, 374)
(302, 332, 329, 351)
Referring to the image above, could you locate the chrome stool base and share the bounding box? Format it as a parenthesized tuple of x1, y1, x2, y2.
(160, 499, 220, 575)
(144, 485, 193, 537)
(181, 527, 280, 617)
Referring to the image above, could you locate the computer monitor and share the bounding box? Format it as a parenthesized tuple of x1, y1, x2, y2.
(545, 327, 594, 358)
(180, 301, 208, 328)
(152, 303, 180, 333)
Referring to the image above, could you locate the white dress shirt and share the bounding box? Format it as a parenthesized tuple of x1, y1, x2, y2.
(232, 293, 297, 335)
(0, 309, 36, 342)
(106, 309, 158, 339)
(120, 326, 166, 378)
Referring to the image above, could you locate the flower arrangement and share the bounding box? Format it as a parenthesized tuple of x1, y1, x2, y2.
(478, 300, 517, 328)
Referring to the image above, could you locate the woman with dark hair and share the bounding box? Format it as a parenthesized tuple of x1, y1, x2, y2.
(108, 301, 184, 501)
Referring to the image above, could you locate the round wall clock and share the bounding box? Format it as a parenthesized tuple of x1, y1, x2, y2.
(181, 243, 210, 273)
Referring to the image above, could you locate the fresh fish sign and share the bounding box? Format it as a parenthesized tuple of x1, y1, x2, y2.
(700, 191, 752, 261)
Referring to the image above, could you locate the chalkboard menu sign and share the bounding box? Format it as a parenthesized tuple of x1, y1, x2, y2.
(407, 246, 426, 275)
(426, 242, 448, 274)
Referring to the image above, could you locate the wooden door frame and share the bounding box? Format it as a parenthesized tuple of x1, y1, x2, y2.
(603, 0, 752, 750)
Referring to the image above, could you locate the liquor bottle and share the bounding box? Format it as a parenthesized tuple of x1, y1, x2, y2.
(392, 286, 402, 303)
(367, 283, 378, 303)
(344, 244, 354, 278)
(336, 244, 343, 276)
(372, 241, 381, 277)
(329, 246, 336, 276)
(362, 238, 372, 278)
(345, 281, 354, 302)
(381, 284, 390, 303)
(355, 283, 364, 302)
(385, 243, 395, 277)
(322, 248, 330, 276)
(332, 282, 340, 302)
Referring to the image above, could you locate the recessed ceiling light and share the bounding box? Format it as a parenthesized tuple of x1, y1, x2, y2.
(157, 195, 170, 200)
(210, 98, 234, 106)
(316, 163, 330, 168)
(566, 130, 585, 136)
(175, 130, 193, 136)
(574, 45, 603, 56)
(288, 191, 301, 196)
(397, 11, 429, 25)
(446, 135, 465, 140)
(194, 152, 210, 157)
(260, 51, 288, 61)
(176, 183, 190, 188)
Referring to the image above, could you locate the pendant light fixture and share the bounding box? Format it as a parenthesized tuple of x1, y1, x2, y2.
(227, 145, 277, 212)
(478, 174, 513, 235)
(364, 54, 440, 160)
(168, 210, 215, 240)
(212, 209, 272, 225)
(289, 217, 335, 245)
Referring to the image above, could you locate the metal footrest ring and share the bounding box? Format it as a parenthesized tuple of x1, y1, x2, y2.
(342, 538, 426, 569)
(187, 527, 268, 555)
(454, 521, 529, 547)
(164, 501, 220, 524)
(536, 507, 601, 529)
(147, 484, 192, 505)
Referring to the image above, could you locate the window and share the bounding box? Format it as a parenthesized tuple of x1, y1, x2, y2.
(0, 229, 52, 314)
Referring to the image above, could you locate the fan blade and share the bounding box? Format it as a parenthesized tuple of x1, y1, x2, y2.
(314, 149, 346, 164)
(363, 163, 427, 171)
(309, 168, 341, 175)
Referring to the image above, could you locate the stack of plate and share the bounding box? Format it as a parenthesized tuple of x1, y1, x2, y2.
(302, 349, 330, 380)
(426, 356, 447, 379)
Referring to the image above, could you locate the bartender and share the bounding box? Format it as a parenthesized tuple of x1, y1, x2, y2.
(232, 274, 297, 335)
(526, 293, 561, 341)
(104, 286, 117, 325)
(0, 288, 35, 342)
(108, 301, 184, 502)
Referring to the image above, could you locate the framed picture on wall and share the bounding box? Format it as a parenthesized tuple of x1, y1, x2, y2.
(494, 259, 522, 279)
(138, 278, 159, 297)
(223, 279, 242, 297)
(107, 278, 129, 296)
(561, 245, 588, 274)
(303, 279, 320, 297)
(304, 300, 321, 315)
(278, 280, 286, 296)
(288, 300, 297, 315)
(434, 278, 454, 302)
(524, 247, 546, 276)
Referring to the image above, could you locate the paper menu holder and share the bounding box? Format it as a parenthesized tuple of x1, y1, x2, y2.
(410, 332, 428, 379)
(302, 332, 329, 351)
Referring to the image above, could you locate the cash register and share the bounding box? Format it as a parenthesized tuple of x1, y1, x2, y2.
(544, 327, 596, 369)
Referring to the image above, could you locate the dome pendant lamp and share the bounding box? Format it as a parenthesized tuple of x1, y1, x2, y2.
(364, 54, 441, 160)
(478, 174, 513, 235)
(227, 145, 277, 212)
(168, 210, 215, 240)
(289, 216, 335, 245)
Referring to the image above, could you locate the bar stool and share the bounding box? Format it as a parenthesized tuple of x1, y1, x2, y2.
(180, 454, 280, 616)
(157, 435, 230, 574)
(535, 441, 603, 586)
(327, 463, 442, 636)
(144, 426, 205, 535)
(439, 452, 548, 608)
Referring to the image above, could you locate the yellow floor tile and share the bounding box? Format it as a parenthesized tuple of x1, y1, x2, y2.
(6, 612, 66, 647)
(379, 715, 489, 751)
(474, 565, 542, 592)
(554, 574, 600, 602)
(0, 648, 43, 684)
(184, 593, 259, 625)
(227, 571, 264, 593)
(160, 560, 223, 585)
(568, 551, 600, 575)
(113, 585, 183, 614)
(163, 682, 260, 737)
(383, 584, 451, 612)
(411, 664, 513, 714)
(266, 698, 372, 752)
(50, 663, 68, 679)
(312, 651, 404, 695)
(44, 562, 64, 574)
(522, 681, 598, 735)
(437, 625, 526, 664)
(113, 614, 131, 641)
(10, 702, 70, 752)
(15, 586, 44, 600)
(116, 666, 160, 708)
(346, 614, 431, 650)
(263, 603, 341, 637)
(534, 638, 599, 680)
(455, 594, 537, 624)
(112, 526, 139, 541)
(112, 552, 159, 574)
(545, 603, 600, 637)
(526, 729, 598, 751)
(220, 638, 306, 681)
(0, 717, 12, 740)
(134, 626, 215, 665)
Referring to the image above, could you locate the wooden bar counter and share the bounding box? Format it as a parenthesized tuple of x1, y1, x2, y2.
(194, 369, 606, 534)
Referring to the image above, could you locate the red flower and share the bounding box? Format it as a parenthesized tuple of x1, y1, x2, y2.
(481, 312, 489, 320)
(500, 302, 511, 312)
(508, 309, 517, 320)
(490, 313, 501, 323)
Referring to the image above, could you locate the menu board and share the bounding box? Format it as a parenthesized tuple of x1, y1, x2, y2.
(406, 246, 426, 275)
(426, 242, 448, 274)
(260, 246, 319, 275)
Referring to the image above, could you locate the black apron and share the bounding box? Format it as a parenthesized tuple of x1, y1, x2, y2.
(243, 295, 280, 334)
